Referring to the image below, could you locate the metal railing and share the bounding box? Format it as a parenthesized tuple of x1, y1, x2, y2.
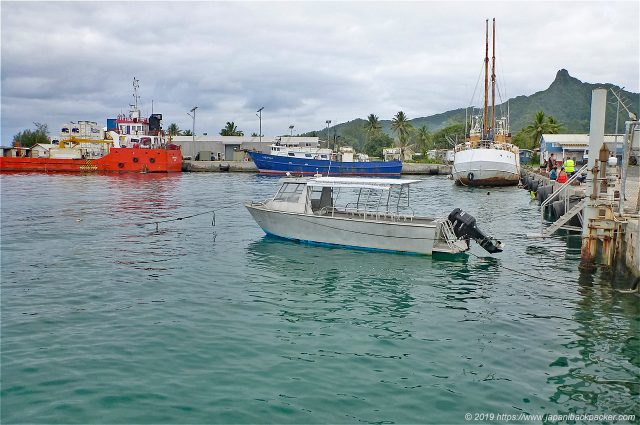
(438, 218, 462, 251)
(534, 163, 588, 237)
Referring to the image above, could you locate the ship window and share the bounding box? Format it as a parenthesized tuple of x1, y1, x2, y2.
(288, 152, 295, 156)
(305, 153, 312, 158)
(321, 155, 327, 159)
(274, 183, 305, 203)
(61, 128, 69, 133)
(72, 128, 79, 133)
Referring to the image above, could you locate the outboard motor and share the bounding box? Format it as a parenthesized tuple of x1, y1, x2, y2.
(447, 208, 504, 254)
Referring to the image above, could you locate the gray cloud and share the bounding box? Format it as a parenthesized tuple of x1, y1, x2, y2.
(2, 1, 638, 142)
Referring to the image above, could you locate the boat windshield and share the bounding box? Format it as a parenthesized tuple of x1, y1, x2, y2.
(273, 182, 306, 203)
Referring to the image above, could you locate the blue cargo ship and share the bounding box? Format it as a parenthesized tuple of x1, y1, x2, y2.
(248, 151, 402, 176)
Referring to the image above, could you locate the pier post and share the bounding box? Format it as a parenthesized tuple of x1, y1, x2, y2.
(580, 88, 607, 269)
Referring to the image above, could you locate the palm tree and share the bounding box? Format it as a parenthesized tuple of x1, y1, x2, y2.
(167, 123, 181, 136)
(416, 125, 430, 156)
(391, 111, 412, 158)
(524, 111, 562, 149)
(546, 115, 563, 134)
(182, 129, 193, 136)
(220, 122, 244, 136)
(364, 114, 382, 141)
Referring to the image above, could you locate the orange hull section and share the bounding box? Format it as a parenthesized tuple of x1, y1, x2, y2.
(0, 148, 182, 173)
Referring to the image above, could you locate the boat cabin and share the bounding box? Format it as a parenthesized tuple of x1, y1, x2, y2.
(266, 177, 422, 220)
(270, 143, 333, 160)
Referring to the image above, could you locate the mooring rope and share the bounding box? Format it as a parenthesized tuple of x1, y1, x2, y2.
(468, 250, 640, 293)
(134, 206, 235, 230)
(466, 250, 560, 283)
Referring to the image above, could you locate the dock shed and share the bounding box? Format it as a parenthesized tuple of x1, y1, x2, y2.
(171, 135, 320, 161)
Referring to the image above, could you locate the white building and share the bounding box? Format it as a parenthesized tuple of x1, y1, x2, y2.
(383, 147, 414, 161)
(171, 135, 320, 160)
(539, 134, 630, 166)
(31, 143, 57, 158)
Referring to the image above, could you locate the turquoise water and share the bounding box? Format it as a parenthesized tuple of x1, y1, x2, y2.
(1, 173, 638, 424)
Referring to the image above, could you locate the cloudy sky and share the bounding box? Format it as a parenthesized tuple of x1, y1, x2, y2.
(1, 1, 638, 142)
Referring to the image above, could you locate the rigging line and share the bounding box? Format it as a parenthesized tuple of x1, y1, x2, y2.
(495, 38, 508, 111)
(468, 62, 486, 108)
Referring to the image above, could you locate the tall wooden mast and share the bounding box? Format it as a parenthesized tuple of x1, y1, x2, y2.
(491, 18, 496, 135)
(483, 19, 489, 136)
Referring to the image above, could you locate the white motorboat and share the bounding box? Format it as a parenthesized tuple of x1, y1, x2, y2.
(452, 19, 520, 187)
(246, 177, 504, 255)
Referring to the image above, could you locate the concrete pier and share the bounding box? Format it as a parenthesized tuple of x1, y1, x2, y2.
(183, 160, 256, 172)
(182, 160, 453, 175)
(523, 166, 640, 282)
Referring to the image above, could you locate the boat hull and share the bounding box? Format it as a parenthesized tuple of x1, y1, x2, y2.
(452, 148, 520, 186)
(246, 203, 465, 255)
(248, 151, 402, 176)
(0, 148, 182, 173)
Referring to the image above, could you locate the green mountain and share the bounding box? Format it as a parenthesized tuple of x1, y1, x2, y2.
(303, 69, 639, 150)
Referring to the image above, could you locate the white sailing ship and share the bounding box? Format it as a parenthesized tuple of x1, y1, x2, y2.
(452, 19, 520, 187)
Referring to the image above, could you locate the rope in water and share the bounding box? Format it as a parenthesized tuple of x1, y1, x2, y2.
(468, 250, 639, 293)
(134, 206, 235, 230)
(466, 250, 560, 283)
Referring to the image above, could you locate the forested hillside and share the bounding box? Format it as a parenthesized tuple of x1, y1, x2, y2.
(302, 69, 638, 153)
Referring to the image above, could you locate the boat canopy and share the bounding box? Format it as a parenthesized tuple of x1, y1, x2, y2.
(294, 176, 421, 190)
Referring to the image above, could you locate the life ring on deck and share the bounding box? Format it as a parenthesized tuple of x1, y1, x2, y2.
(132, 157, 139, 163)
(149, 157, 156, 164)
(467, 172, 475, 181)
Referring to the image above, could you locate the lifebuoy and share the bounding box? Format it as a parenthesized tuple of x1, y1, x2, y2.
(133, 157, 139, 163)
(467, 172, 475, 181)
(149, 157, 156, 163)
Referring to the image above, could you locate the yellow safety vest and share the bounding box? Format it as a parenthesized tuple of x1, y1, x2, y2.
(564, 159, 575, 173)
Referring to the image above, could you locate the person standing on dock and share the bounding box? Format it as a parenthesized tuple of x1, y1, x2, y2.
(548, 154, 556, 172)
(557, 167, 568, 183)
(550, 167, 557, 180)
(563, 157, 575, 176)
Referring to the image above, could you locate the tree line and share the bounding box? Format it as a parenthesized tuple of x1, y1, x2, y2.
(356, 109, 561, 159)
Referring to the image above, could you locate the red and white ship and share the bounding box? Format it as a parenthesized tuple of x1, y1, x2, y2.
(0, 78, 182, 173)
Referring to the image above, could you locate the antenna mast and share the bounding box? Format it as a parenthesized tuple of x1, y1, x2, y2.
(483, 19, 489, 137)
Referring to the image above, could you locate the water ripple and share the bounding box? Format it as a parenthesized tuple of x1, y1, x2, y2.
(2, 173, 638, 423)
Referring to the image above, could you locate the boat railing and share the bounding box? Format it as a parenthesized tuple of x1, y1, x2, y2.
(324, 204, 415, 223)
(535, 163, 588, 236)
(455, 141, 516, 152)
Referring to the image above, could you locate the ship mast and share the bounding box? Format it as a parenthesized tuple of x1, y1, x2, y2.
(483, 19, 489, 137)
(130, 77, 141, 121)
(491, 18, 496, 135)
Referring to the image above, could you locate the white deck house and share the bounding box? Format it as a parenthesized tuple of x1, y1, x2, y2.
(31, 144, 58, 158)
(171, 135, 320, 161)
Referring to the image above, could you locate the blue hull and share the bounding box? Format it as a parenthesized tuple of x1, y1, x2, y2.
(248, 151, 402, 176)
